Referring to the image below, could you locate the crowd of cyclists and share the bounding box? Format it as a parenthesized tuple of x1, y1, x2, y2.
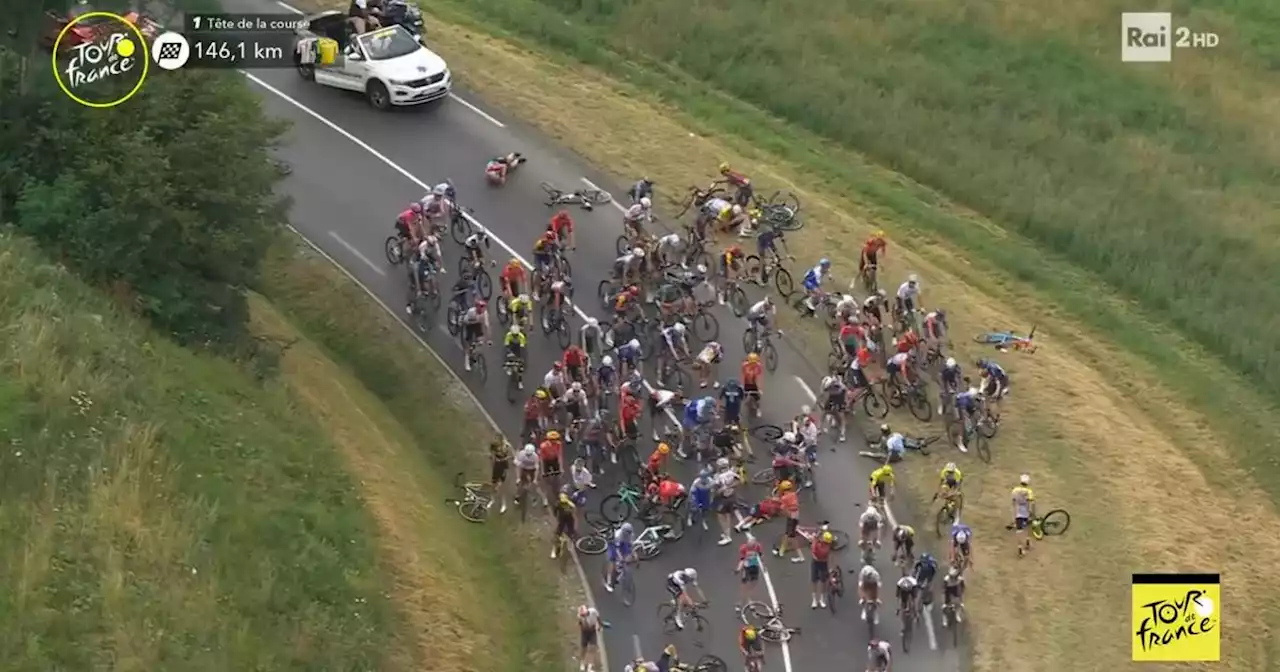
(388, 161, 1042, 672)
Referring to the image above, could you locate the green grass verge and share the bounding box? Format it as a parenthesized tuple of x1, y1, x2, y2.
(0, 232, 397, 671)
(258, 233, 573, 672)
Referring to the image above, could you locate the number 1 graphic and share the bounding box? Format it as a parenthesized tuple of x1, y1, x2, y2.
(193, 16, 202, 29)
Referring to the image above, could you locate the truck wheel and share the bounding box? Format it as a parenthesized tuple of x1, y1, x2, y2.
(366, 81, 390, 110)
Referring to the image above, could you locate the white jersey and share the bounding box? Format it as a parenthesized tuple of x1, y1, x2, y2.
(860, 565, 881, 584)
(617, 252, 639, 267)
(626, 663, 660, 672)
(543, 370, 564, 389)
(870, 640, 891, 658)
(797, 419, 819, 445)
(704, 197, 732, 217)
(652, 389, 677, 409)
(571, 465, 594, 490)
(836, 296, 858, 314)
(885, 433, 906, 455)
(712, 469, 740, 495)
(896, 281, 919, 301)
(662, 325, 686, 347)
(888, 352, 910, 368)
(748, 300, 772, 318)
(658, 233, 681, 249)
(821, 375, 845, 393)
(462, 307, 485, 325)
(668, 569, 697, 587)
(579, 607, 601, 630)
(897, 575, 918, 590)
(624, 202, 649, 224)
(860, 508, 883, 528)
(564, 386, 588, 404)
(514, 450, 539, 470)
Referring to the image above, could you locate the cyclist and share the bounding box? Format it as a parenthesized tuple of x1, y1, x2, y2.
(746, 296, 776, 342)
(754, 225, 788, 284)
(1011, 474, 1035, 556)
(894, 327, 921, 357)
(660, 322, 691, 374)
(738, 625, 765, 671)
(507, 292, 533, 330)
(460, 298, 490, 370)
(741, 352, 765, 419)
(770, 432, 804, 485)
(616, 337, 643, 381)
(561, 383, 590, 442)
(449, 267, 475, 314)
(976, 357, 1011, 410)
(549, 209, 576, 250)
(913, 552, 939, 595)
(395, 201, 425, 252)
(513, 443, 540, 508)
(939, 357, 963, 415)
(922, 308, 948, 350)
(835, 293, 859, 325)
(862, 289, 888, 327)
(655, 231, 683, 267)
(646, 442, 672, 481)
(940, 566, 966, 628)
(692, 340, 724, 389)
(876, 424, 907, 463)
(626, 177, 654, 204)
(953, 383, 983, 452)
(859, 502, 884, 552)
(488, 440, 511, 514)
(950, 521, 974, 569)
(800, 258, 833, 315)
(580, 317, 606, 359)
(719, 378, 746, 428)
(538, 430, 566, 502)
(623, 196, 652, 240)
(715, 458, 745, 547)
(715, 162, 754, 206)
(665, 568, 707, 630)
(892, 524, 915, 567)
(461, 225, 492, 269)
(577, 604, 603, 672)
(681, 395, 717, 456)
(604, 521, 636, 593)
(894, 274, 922, 328)
(859, 231, 888, 284)
(867, 639, 892, 672)
(847, 344, 874, 395)
(500, 257, 527, 299)
(717, 244, 746, 304)
(420, 182, 453, 229)
(596, 355, 617, 396)
(858, 564, 882, 624)
(543, 361, 568, 399)
(819, 373, 848, 442)
(895, 573, 919, 622)
(551, 490, 576, 559)
(504, 325, 527, 384)
(563, 343, 589, 383)
(792, 405, 821, 471)
(569, 457, 597, 498)
(688, 468, 714, 530)
(869, 461, 895, 510)
(935, 462, 965, 518)
(885, 350, 912, 392)
(484, 151, 523, 185)
(810, 529, 836, 609)
(614, 246, 646, 286)
(773, 479, 805, 564)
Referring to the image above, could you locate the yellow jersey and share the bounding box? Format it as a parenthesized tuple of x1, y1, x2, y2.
(1011, 486, 1035, 516)
(504, 331, 527, 348)
(509, 296, 533, 315)
(870, 466, 895, 486)
(940, 467, 963, 487)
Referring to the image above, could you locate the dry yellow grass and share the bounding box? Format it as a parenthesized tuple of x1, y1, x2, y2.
(411, 21, 1279, 670)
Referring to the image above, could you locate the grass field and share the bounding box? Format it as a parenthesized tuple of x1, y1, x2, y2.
(323, 7, 1280, 670)
(0, 230, 574, 671)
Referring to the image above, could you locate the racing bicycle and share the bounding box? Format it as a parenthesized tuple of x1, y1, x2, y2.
(1006, 508, 1071, 539)
(739, 601, 801, 643)
(659, 600, 710, 645)
(741, 325, 780, 373)
(443, 471, 492, 523)
(542, 181, 612, 210)
(886, 376, 933, 422)
(743, 250, 795, 298)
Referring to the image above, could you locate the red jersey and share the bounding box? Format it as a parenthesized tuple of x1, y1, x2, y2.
(741, 362, 763, 386)
(862, 238, 886, 257)
(811, 538, 832, 562)
(523, 398, 541, 420)
(620, 397, 642, 424)
(855, 347, 873, 368)
(739, 540, 764, 562)
(839, 323, 863, 343)
(501, 263, 527, 284)
(550, 212, 574, 235)
(657, 479, 684, 502)
(722, 169, 750, 188)
(563, 347, 586, 367)
(538, 439, 563, 462)
(647, 449, 667, 473)
(896, 331, 920, 354)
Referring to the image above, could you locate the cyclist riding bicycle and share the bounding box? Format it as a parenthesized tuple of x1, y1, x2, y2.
(941, 566, 966, 627)
(718, 244, 746, 303)
(892, 524, 915, 565)
(738, 625, 765, 670)
(504, 325, 527, 379)
(754, 226, 788, 283)
(508, 293, 534, 329)
(860, 231, 887, 281)
(746, 296, 776, 339)
(896, 573, 919, 617)
(859, 564, 882, 624)
(800, 258, 833, 315)
(665, 568, 707, 630)
(859, 503, 883, 551)
(895, 274, 922, 325)
(623, 197, 653, 240)
(500, 257, 527, 298)
(913, 552, 938, 593)
(867, 639, 892, 672)
(869, 459, 896, 502)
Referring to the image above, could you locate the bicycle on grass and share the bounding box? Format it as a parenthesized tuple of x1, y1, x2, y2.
(935, 493, 963, 537)
(443, 472, 492, 523)
(1006, 508, 1071, 539)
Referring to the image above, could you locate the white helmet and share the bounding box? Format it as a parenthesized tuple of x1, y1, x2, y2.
(842, 294, 854, 304)
(908, 274, 919, 284)
(782, 431, 797, 443)
(696, 264, 708, 274)
(948, 566, 961, 578)
(633, 247, 646, 258)
(732, 204, 743, 215)
(639, 196, 652, 209)
(518, 293, 530, 303)
(955, 530, 969, 543)
(601, 355, 614, 367)
(763, 295, 773, 305)
(967, 386, 980, 396)
(684, 568, 698, 581)
(716, 457, 730, 469)
(509, 324, 520, 335)
(1020, 473, 1031, 485)
(522, 444, 536, 457)
(945, 357, 957, 368)
(587, 317, 598, 327)
(570, 381, 582, 391)
(864, 504, 878, 517)
(432, 184, 448, 197)
(800, 405, 811, 416)
(673, 322, 686, 334)
(628, 338, 640, 349)
(860, 564, 878, 578)
(945, 462, 957, 471)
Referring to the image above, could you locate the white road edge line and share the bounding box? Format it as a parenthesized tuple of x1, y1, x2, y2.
(793, 382, 939, 650)
(328, 231, 387, 276)
(247, 71, 789, 672)
(581, 177, 625, 215)
(265, 2, 506, 128)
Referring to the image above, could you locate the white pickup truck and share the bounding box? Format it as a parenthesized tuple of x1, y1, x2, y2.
(294, 12, 451, 110)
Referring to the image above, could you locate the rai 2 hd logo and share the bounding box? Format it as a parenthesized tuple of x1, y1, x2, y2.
(1132, 573, 1220, 662)
(51, 11, 151, 108)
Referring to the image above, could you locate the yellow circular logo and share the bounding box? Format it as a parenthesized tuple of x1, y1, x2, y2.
(50, 11, 150, 108)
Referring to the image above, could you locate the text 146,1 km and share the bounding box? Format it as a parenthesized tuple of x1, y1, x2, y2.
(189, 38, 290, 68)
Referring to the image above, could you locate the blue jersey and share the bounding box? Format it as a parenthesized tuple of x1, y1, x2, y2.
(690, 477, 713, 510)
(597, 364, 615, 387)
(757, 229, 782, 254)
(951, 523, 973, 543)
(955, 390, 980, 411)
(980, 361, 1008, 382)
(617, 342, 641, 362)
(720, 385, 745, 410)
(941, 365, 962, 386)
(684, 400, 714, 428)
(802, 265, 826, 291)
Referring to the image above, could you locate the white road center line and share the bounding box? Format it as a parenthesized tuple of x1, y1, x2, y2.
(327, 231, 386, 276)
(265, 2, 505, 128)
(582, 177, 626, 215)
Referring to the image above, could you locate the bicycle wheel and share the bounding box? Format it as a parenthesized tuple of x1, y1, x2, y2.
(1040, 509, 1071, 536)
(473, 353, 487, 383)
(575, 534, 608, 555)
(384, 236, 403, 265)
(978, 413, 1000, 439)
(694, 654, 728, 672)
(974, 435, 992, 464)
(828, 528, 850, 551)
(450, 212, 472, 245)
(759, 621, 792, 643)
(774, 267, 794, 298)
(456, 498, 488, 523)
(742, 329, 758, 353)
(619, 567, 637, 606)
(597, 280, 616, 312)
(935, 504, 955, 537)
(446, 304, 460, 336)
(657, 603, 679, 633)
(615, 235, 631, 257)
(752, 424, 783, 441)
(862, 388, 890, 419)
(600, 494, 629, 523)
(751, 467, 775, 485)
(728, 285, 748, 317)
(505, 368, 521, 403)
(496, 298, 510, 326)
(666, 364, 690, 391)
(740, 600, 775, 626)
(539, 304, 557, 335)
(475, 269, 493, 300)
(763, 341, 778, 373)
(585, 188, 612, 204)
(556, 319, 572, 349)
(540, 181, 562, 206)
(691, 310, 719, 342)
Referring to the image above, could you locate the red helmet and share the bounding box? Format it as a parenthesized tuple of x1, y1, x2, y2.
(627, 285, 640, 297)
(475, 299, 487, 309)
(553, 361, 564, 370)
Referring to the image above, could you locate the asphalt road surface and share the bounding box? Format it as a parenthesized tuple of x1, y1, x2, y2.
(227, 2, 965, 669)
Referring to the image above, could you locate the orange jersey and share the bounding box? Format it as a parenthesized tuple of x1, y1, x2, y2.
(501, 264, 527, 284)
(647, 450, 667, 472)
(896, 331, 920, 354)
(742, 362, 763, 385)
(539, 440, 563, 461)
(550, 212, 574, 235)
(862, 238, 886, 257)
(779, 491, 800, 517)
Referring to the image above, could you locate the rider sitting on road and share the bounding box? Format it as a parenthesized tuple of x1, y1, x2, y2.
(875, 424, 907, 463)
(739, 625, 765, 670)
(550, 209, 576, 250)
(484, 151, 524, 185)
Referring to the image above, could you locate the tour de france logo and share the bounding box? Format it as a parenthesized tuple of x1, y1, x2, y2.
(1132, 573, 1221, 662)
(50, 11, 150, 108)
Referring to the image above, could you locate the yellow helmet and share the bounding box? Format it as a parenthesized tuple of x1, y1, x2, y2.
(874, 229, 886, 239)
(718, 162, 730, 173)
(658, 442, 671, 455)
(778, 480, 794, 492)
(535, 389, 548, 400)
(743, 626, 757, 641)
(546, 430, 562, 441)
(508, 257, 521, 266)
(663, 644, 677, 657)
(559, 492, 572, 504)
(821, 531, 834, 544)
(747, 353, 760, 364)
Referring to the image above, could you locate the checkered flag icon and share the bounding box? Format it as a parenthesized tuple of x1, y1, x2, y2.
(157, 42, 182, 60)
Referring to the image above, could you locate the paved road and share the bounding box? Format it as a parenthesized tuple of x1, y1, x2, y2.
(228, 2, 963, 669)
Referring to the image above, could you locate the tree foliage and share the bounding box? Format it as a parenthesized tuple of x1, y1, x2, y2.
(1, 0, 289, 351)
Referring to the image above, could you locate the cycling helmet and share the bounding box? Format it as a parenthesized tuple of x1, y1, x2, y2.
(698, 467, 713, 478)
(508, 257, 521, 266)
(945, 357, 957, 368)
(936, 309, 947, 321)
(673, 322, 687, 334)
(570, 381, 583, 392)
(746, 352, 760, 364)
(841, 294, 854, 304)
(432, 184, 448, 197)
(800, 404, 812, 416)
(601, 355, 614, 368)
(561, 484, 574, 495)
(821, 531, 834, 544)
(627, 286, 641, 297)
(409, 202, 423, 213)
(684, 568, 698, 581)
(882, 464, 895, 475)
(587, 317, 598, 327)
(546, 430, 561, 441)
(718, 162, 730, 173)
(782, 431, 797, 443)
(948, 565, 961, 578)
(763, 296, 773, 305)
(880, 423, 891, 435)
(724, 378, 740, 388)
(508, 324, 520, 335)
(921, 553, 934, 565)
(874, 230, 886, 239)
(908, 273, 919, 284)
(731, 204, 743, 215)
(534, 389, 548, 400)
(696, 264, 708, 274)
(522, 444, 536, 457)
(864, 504, 878, 517)
(633, 247, 646, 258)
(552, 361, 564, 371)
(716, 457, 730, 469)
(1020, 474, 1031, 485)
(518, 293, 531, 303)
(819, 258, 831, 267)
(620, 522, 634, 534)
(702, 396, 715, 406)
(743, 626, 757, 641)
(729, 245, 743, 256)
(639, 196, 652, 209)
(658, 443, 671, 455)
(955, 530, 969, 543)
(945, 462, 957, 472)
(975, 358, 988, 368)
